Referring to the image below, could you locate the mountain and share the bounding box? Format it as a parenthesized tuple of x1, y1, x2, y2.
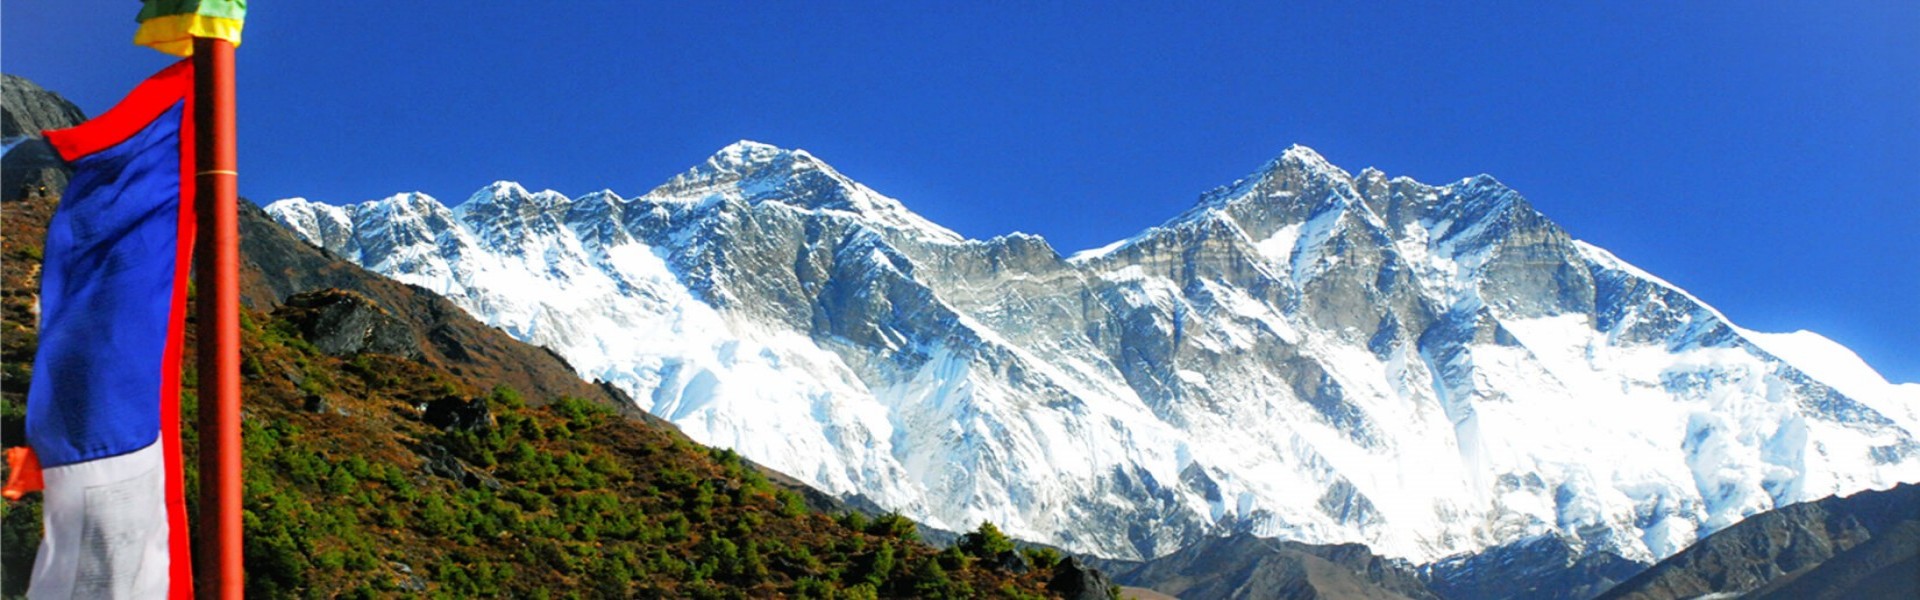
(1095, 532, 1442, 599)
(1593, 483, 1919, 599)
(267, 140, 1920, 567)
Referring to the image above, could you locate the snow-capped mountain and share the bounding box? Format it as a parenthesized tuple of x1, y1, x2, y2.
(267, 141, 1920, 564)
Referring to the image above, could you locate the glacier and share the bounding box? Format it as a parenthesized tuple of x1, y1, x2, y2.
(267, 140, 1920, 563)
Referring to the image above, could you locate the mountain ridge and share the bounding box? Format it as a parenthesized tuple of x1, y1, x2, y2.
(267, 140, 1920, 564)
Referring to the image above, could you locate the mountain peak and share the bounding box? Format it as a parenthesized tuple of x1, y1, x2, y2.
(713, 139, 791, 162)
(1269, 144, 1345, 179)
(1184, 143, 1359, 217)
(701, 140, 822, 174)
(571, 188, 622, 209)
(460, 181, 571, 210)
(664, 140, 833, 192)
(1454, 173, 1508, 190)
(476, 180, 529, 201)
(366, 191, 445, 213)
(717, 138, 785, 154)
(1280, 143, 1329, 163)
(654, 141, 963, 243)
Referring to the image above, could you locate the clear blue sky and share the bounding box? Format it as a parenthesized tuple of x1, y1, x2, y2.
(6, 3, 1916, 382)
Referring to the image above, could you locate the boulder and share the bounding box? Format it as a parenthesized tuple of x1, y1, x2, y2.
(1048, 557, 1116, 600)
(423, 395, 494, 435)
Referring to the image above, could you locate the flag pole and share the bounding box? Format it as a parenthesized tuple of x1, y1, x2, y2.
(191, 35, 243, 600)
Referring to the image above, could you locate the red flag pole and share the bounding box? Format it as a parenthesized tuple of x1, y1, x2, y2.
(191, 36, 243, 600)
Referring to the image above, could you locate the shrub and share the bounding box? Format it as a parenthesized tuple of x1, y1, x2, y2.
(958, 521, 1015, 559)
(865, 512, 918, 541)
(1023, 546, 1063, 571)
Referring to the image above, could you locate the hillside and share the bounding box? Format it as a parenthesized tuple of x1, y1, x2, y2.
(1593, 483, 1918, 600)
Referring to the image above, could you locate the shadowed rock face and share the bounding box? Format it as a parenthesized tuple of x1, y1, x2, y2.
(1099, 532, 1441, 600)
(1593, 483, 1920, 600)
(264, 139, 1920, 566)
(1744, 519, 1920, 600)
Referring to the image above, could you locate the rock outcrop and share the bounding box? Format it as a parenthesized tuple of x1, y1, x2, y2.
(277, 289, 421, 358)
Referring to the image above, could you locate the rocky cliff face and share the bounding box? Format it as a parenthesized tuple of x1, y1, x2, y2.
(1420, 534, 1647, 600)
(1, 75, 85, 139)
(1594, 483, 1918, 599)
(267, 141, 1920, 564)
(1, 73, 86, 201)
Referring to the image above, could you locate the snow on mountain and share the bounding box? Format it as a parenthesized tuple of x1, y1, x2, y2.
(265, 140, 1920, 564)
(1741, 329, 1920, 437)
